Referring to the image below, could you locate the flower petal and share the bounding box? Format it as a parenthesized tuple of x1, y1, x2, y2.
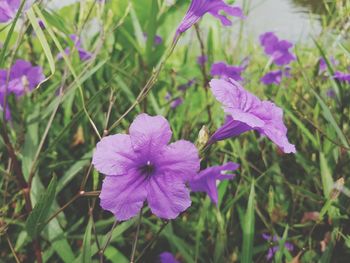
(158, 140, 200, 181)
(147, 174, 191, 219)
(209, 116, 252, 144)
(92, 134, 137, 176)
(129, 113, 172, 154)
(100, 173, 147, 221)
(190, 162, 239, 204)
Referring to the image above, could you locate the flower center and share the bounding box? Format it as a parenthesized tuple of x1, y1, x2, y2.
(139, 160, 155, 177)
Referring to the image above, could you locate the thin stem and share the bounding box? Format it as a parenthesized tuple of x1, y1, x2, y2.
(6, 233, 20, 263)
(194, 24, 212, 122)
(108, 34, 180, 132)
(130, 208, 143, 263)
(99, 219, 119, 263)
(45, 193, 81, 225)
(135, 220, 169, 263)
(28, 69, 68, 188)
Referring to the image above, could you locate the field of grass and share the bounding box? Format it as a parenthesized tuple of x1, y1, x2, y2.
(1, 0, 350, 262)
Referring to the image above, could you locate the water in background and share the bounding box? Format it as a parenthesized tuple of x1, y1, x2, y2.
(236, 0, 323, 42)
(45, 0, 324, 43)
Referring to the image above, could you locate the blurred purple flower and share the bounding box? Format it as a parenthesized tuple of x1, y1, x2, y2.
(210, 62, 244, 81)
(333, 71, 350, 84)
(165, 92, 183, 109)
(0, 60, 44, 119)
(92, 114, 200, 221)
(159, 252, 180, 263)
(190, 162, 239, 204)
(176, 0, 244, 35)
(154, 35, 163, 45)
(261, 70, 283, 85)
(209, 79, 296, 153)
(326, 88, 336, 98)
(178, 79, 195, 92)
(144, 33, 163, 46)
(197, 55, 207, 66)
(0, 0, 20, 23)
(38, 19, 45, 30)
(262, 234, 294, 261)
(318, 57, 338, 74)
(58, 34, 92, 61)
(171, 98, 183, 109)
(260, 32, 295, 66)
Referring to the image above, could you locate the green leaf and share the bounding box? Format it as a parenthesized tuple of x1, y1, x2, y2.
(241, 181, 255, 263)
(25, 176, 58, 238)
(82, 218, 93, 263)
(27, 7, 55, 81)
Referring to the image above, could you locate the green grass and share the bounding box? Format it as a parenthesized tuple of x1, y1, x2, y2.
(0, 0, 350, 262)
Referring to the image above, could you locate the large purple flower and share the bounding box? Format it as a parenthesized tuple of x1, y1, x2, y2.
(176, 0, 244, 35)
(190, 162, 239, 204)
(260, 32, 295, 66)
(159, 252, 180, 263)
(0, 60, 44, 119)
(92, 114, 200, 221)
(0, 0, 20, 23)
(210, 61, 244, 81)
(260, 70, 283, 85)
(333, 71, 350, 84)
(209, 78, 296, 153)
(262, 234, 294, 261)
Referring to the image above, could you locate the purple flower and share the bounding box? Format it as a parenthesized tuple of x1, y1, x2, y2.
(177, 79, 195, 92)
(159, 252, 180, 263)
(319, 57, 338, 74)
(58, 34, 92, 61)
(326, 88, 336, 98)
(176, 0, 244, 35)
(0, 0, 20, 23)
(0, 60, 44, 120)
(260, 32, 295, 66)
(210, 62, 244, 81)
(262, 234, 294, 261)
(92, 114, 200, 221)
(209, 79, 296, 153)
(190, 162, 239, 204)
(144, 33, 163, 46)
(171, 98, 183, 109)
(154, 35, 163, 45)
(261, 70, 283, 85)
(197, 55, 208, 66)
(333, 71, 350, 84)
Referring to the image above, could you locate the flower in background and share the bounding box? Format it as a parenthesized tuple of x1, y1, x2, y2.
(209, 79, 296, 153)
(176, 0, 244, 35)
(210, 62, 244, 81)
(261, 70, 283, 85)
(0, 0, 20, 23)
(197, 55, 208, 66)
(190, 162, 239, 204)
(262, 234, 294, 261)
(333, 71, 350, 84)
(165, 92, 183, 109)
(144, 33, 163, 46)
(0, 60, 45, 119)
(58, 34, 92, 61)
(326, 88, 336, 98)
(177, 79, 195, 92)
(171, 98, 183, 109)
(318, 57, 338, 74)
(159, 252, 180, 263)
(260, 32, 295, 66)
(92, 114, 200, 221)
